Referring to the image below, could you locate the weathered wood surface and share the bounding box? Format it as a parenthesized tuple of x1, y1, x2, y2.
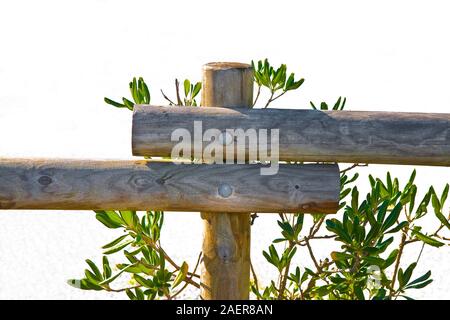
(0, 158, 339, 213)
(200, 62, 254, 300)
(132, 106, 450, 166)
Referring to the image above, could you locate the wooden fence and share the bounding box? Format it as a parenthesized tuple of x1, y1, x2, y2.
(0, 62, 449, 300)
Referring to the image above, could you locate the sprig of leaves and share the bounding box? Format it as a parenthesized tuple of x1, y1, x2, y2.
(251, 59, 304, 108)
(254, 168, 449, 300)
(104, 77, 150, 110)
(161, 78, 201, 106)
(69, 210, 200, 299)
(310, 96, 346, 110)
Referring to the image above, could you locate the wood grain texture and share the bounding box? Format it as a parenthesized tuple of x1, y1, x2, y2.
(133, 106, 450, 166)
(0, 158, 339, 213)
(200, 211, 251, 300)
(200, 62, 254, 300)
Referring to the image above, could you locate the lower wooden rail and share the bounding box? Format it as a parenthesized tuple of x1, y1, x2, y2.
(0, 158, 339, 213)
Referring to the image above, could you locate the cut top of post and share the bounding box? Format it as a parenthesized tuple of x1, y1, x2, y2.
(203, 62, 252, 70)
(201, 62, 253, 108)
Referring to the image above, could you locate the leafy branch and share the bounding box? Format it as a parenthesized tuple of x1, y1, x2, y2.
(252, 59, 304, 108)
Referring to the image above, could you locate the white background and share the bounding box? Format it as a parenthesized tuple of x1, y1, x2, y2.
(0, 0, 449, 299)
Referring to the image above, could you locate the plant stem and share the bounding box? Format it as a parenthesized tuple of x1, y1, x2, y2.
(106, 285, 142, 293)
(390, 231, 407, 297)
(252, 86, 261, 107)
(264, 90, 286, 108)
(140, 233, 200, 279)
(175, 79, 183, 106)
(305, 239, 321, 272)
(250, 260, 259, 295)
(171, 252, 202, 299)
(278, 241, 294, 300)
(340, 163, 368, 174)
(160, 89, 176, 105)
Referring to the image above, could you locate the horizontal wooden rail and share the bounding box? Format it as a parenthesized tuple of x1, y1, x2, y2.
(0, 159, 339, 213)
(132, 105, 450, 166)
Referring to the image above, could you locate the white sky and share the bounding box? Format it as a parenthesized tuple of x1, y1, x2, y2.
(0, 0, 449, 299)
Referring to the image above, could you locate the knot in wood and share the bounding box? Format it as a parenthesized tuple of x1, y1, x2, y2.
(217, 245, 234, 262)
(38, 175, 53, 186)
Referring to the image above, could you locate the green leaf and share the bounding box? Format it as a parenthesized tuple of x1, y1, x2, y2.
(192, 82, 201, 98)
(103, 239, 134, 255)
(434, 208, 450, 230)
(376, 236, 394, 254)
(354, 285, 365, 300)
(340, 97, 347, 110)
(373, 288, 387, 300)
(104, 97, 126, 109)
(351, 187, 359, 212)
(139, 77, 151, 104)
(288, 78, 304, 90)
(415, 189, 432, 218)
(122, 97, 134, 110)
(441, 183, 449, 205)
(406, 270, 431, 287)
(407, 169, 417, 186)
(382, 202, 402, 232)
(386, 172, 393, 194)
(414, 230, 445, 247)
(271, 65, 284, 87)
(340, 188, 351, 200)
(172, 261, 189, 288)
(294, 213, 304, 237)
(85, 259, 102, 279)
(134, 274, 154, 288)
(409, 185, 417, 214)
(130, 77, 141, 103)
(102, 256, 112, 279)
(398, 268, 405, 287)
(85, 269, 100, 284)
(99, 263, 138, 286)
(384, 249, 399, 268)
(377, 200, 389, 223)
(333, 97, 342, 110)
(385, 221, 408, 234)
(330, 251, 353, 262)
(402, 262, 417, 286)
(405, 279, 433, 289)
(263, 245, 280, 269)
(183, 79, 190, 97)
(67, 278, 102, 291)
(135, 287, 145, 300)
(94, 210, 123, 229)
(431, 188, 441, 212)
(431, 188, 450, 229)
(285, 73, 294, 90)
(363, 256, 385, 267)
(115, 263, 142, 274)
(120, 210, 136, 228)
(126, 288, 136, 300)
(277, 220, 294, 240)
(347, 173, 359, 185)
(326, 219, 352, 244)
(102, 235, 129, 249)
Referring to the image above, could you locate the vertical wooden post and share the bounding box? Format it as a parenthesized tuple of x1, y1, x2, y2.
(200, 62, 253, 300)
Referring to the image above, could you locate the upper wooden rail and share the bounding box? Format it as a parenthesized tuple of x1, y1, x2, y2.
(0, 158, 339, 213)
(132, 105, 450, 166)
